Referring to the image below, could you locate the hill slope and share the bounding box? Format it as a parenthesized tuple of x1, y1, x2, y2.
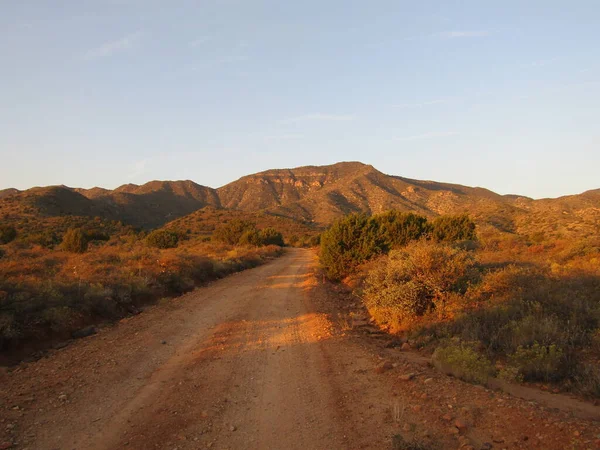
(1, 162, 598, 238)
(0, 181, 220, 229)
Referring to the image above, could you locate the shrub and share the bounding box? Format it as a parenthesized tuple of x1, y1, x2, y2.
(431, 214, 476, 242)
(259, 227, 284, 246)
(319, 214, 383, 280)
(376, 211, 430, 249)
(62, 228, 89, 253)
(0, 224, 17, 244)
(239, 229, 263, 247)
(146, 230, 179, 249)
(363, 241, 477, 329)
(432, 341, 494, 384)
(213, 219, 257, 245)
(508, 342, 565, 382)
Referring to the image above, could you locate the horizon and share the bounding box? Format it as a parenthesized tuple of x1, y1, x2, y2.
(2, 160, 596, 201)
(1, 1, 599, 199)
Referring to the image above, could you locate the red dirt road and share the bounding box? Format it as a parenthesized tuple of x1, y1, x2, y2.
(2, 249, 600, 450)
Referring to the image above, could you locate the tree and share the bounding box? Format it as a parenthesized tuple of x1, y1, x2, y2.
(62, 228, 89, 253)
(0, 224, 17, 244)
(146, 229, 179, 249)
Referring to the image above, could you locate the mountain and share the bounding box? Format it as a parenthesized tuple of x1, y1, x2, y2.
(1, 162, 598, 238)
(217, 162, 520, 230)
(0, 180, 220, 229)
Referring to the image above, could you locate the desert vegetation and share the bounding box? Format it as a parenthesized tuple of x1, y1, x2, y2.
(319, 212, 474, 280)
(319, 212, 600, 398)
(0, 216, 284, 359)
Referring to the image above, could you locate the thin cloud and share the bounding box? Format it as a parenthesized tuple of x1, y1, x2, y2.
(395, 131, 459, 141)
(190, 55, 249, 71)
(279, 113, 356, 124)
(263, 133, 305, 141)
(405, 30, 489, 41)
(85, 32, 143, 60)
(438, 31, 489, 39)
(393, 98, 455, 108)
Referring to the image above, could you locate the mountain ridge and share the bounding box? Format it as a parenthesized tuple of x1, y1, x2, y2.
(1, 162, 598, 237)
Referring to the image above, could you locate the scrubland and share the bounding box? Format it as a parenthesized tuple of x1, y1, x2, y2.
(0, 219, 283, 359)
(319, 212, 600, 398)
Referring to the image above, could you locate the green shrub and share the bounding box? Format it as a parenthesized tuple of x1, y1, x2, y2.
(376, 211, 430, 249)
(146, 230, 179, 249)
(508, 342, 565, 382)
(432, 341, 494, 384)
(573, 363, 600, 398)
(259, 227, 284, 246)
(213, 219, 257, 245)
(431, 214, 476, 242)
(62, 228, 89, 253)
(319, 214, 383, 280)
(0, 224, 17, 244)
(239, 229, 263, 246)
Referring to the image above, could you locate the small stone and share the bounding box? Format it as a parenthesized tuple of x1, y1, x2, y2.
(480, 443, 493, 450)
(229, 425, 237, 432)
(454, 419, 468, 433)
(573, 430, 581, 437)
(374, 361, 394, 374)
(402, 424, 411, 432)
(401, 342, 411, 351)
(399, 373, 415, 381)
(442, 413, 453, 422)
(448, 427, 460, 435)
(424, 378, 434, 384)
(71, 326, 96, 339)
(200, 411, 209, 418)
(412, 405, 422, 412)
(58, 394, 68, 402)
(492, 437, 505, 443)
(161, 340, 167, 345)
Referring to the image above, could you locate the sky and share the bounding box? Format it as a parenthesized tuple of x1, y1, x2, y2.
(1, 1, 599, 199)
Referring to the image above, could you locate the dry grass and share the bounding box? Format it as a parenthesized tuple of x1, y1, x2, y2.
(0, 232, 283, 357)
(357, 230, 600, 397)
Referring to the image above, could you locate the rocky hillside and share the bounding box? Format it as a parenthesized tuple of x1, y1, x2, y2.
(1, 162, 598, 237)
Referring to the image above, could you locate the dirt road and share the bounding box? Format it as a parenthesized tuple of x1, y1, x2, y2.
(1, 249, 376, 450)
(2, 249, 600, 450)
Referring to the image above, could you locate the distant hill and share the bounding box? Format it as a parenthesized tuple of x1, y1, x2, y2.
(0, 180, 220, 229)
(1, 162, 598, 238)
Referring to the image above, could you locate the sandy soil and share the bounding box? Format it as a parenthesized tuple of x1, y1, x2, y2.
(1, 248, 600, 450)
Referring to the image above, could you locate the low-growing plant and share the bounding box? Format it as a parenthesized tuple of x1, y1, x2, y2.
(508, 342, 565, 382)
(146, 229, 179, 249)
(432, 341, 495, 384)
(62, 228, 89, 253)
(363, 241, 477, 330)
(431, 214, 476, 242)
(0, 224, 17, 244)
(259, 227, 284, 246)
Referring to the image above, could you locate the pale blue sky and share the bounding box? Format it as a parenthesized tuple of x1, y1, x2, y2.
(1, 1, 599, 198)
